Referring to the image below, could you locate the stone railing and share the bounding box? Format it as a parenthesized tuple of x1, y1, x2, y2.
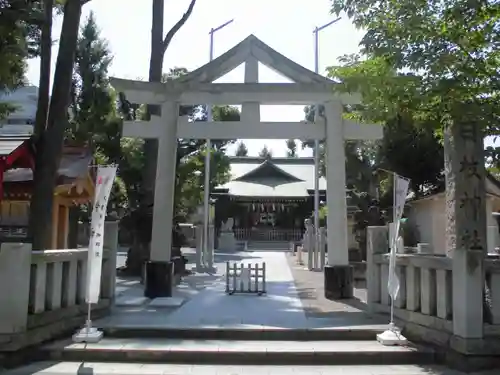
(367, 226, 500, 349)
(485, 258, 500, 326)
(0, 221, 118, 351)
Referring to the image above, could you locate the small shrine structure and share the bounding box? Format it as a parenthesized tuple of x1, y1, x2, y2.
(0, 136, 94, 248)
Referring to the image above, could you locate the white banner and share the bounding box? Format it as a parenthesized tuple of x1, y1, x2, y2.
(387, 173, 410, 301)
(85, 165, 117, 304)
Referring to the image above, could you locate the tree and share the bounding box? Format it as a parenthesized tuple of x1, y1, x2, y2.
(329, 0, 499, 207)
(29, 0, 90, 250)
(33, 0, 53, 138)
(142, 0, 197, 203)
(122, 0, 197, 268)
(259, 145, 272, 159)
(327, 54, 445, 197)
(0, 0, 44, 118)
(235, 141, 248, 156)
(69, 11, 113, 140)
(286, 139, 298, 157)
(331, 0, 499, 319)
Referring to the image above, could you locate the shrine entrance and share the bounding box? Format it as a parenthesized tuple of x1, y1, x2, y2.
(111, 34, 383, 299)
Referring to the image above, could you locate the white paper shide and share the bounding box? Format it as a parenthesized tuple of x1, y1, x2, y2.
(85, 166, 117, 304)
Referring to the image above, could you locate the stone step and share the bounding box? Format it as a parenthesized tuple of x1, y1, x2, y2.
(40, 338, 437, 366)
(100, 326, 384, 341)
(1, 361, 459, 375)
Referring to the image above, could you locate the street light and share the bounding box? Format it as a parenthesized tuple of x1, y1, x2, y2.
(203, 19, 235, 271)
(312, 17, 341, 267)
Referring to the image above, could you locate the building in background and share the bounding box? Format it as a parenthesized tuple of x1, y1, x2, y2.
(211, 156, 358, 248)
(0, 86, 37, 136)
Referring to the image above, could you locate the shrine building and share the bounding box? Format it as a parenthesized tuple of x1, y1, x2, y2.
(212, 156, 358, 246)
(0, 135, 95, 248)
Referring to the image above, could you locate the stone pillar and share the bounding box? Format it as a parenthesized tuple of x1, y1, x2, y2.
(242, 55, 260, 123)
(0, 243, 31, 334)
(304, 218, 314, 270)
(444, 122, 486, 340)
(144, 101, 179, 298)
(319, 227, 326, 269)
(101, 220, 119, 301)
(195, 224, 203, 272)
(324, 100, 353, 299)
(366, 226, 388, 313)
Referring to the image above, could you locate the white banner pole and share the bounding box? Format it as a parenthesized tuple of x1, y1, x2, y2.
(73, 165, 117, 343)
(378, 172, 410, 346)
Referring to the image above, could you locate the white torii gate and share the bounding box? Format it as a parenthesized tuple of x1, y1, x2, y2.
(111, 35, 383, 299)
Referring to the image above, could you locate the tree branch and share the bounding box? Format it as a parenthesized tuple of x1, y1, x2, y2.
(162, 0, 197, 53)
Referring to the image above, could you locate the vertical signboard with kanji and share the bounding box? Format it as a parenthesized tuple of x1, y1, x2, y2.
(86, 166, 117, 304)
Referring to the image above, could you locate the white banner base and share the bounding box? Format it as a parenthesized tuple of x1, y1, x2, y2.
(376, 325, 408, 346)
(72, 326, 103, 343)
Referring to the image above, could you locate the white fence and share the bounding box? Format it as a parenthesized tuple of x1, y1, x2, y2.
(225, 262, 266, 295)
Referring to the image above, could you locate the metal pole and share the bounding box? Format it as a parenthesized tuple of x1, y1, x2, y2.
(203, 30, 214, 269)
(312, 18, 341, 270)
(313, 27, 320, 269)
(204, 19, 234, 271)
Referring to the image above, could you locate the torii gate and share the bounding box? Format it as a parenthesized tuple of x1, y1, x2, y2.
(111, 35, 383, 299)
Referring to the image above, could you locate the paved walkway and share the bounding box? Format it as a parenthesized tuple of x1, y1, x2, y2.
(164, 251, 308, 328)
(286, 252, 372, 320)
(99, 249, 385, 330)
(3, 362, 495, 375)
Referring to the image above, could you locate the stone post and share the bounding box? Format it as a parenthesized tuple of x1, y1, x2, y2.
(444, 121, 486, 340)
(305, 218, 314, 270)
(367, 226, 388, 313)
(195, 224, 203, 272)
(0, 243, 32, 334)
(101, 220, 119, 301)
(144, 101, 179, 298)
(319, 227, 326, 269)
(324, 100, 353, 299)
(207, 224, 216, 272)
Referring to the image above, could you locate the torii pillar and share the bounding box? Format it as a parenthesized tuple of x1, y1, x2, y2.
(122, 101, 180, 298)
(323, 100, 383, 299)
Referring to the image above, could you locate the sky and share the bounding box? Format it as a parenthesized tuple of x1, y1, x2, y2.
(25, 0, 365, 157)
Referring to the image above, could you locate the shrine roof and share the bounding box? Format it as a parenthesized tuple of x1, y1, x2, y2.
(0, 135, 31, 155)
(216, 157, 327, 197)
(3, 146, 92, 185)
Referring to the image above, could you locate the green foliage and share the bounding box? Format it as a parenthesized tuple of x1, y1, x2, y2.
(69, 11, 114, 140)
(67, 11, 134, 216)
(327, 52, 446, 198)
(0, 0, 42, 118)
(235, 141, 248, 156)
(286, 139, 298, 157)
(330, 0, 500, 136)
(258, 145, 272, 159)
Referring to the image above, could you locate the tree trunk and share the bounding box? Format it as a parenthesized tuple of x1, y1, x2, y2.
(33, 0, 53, 139)
(123, 0, 164, 275)
(29, 0, 83, 250)
(125, 0, 197, 274)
